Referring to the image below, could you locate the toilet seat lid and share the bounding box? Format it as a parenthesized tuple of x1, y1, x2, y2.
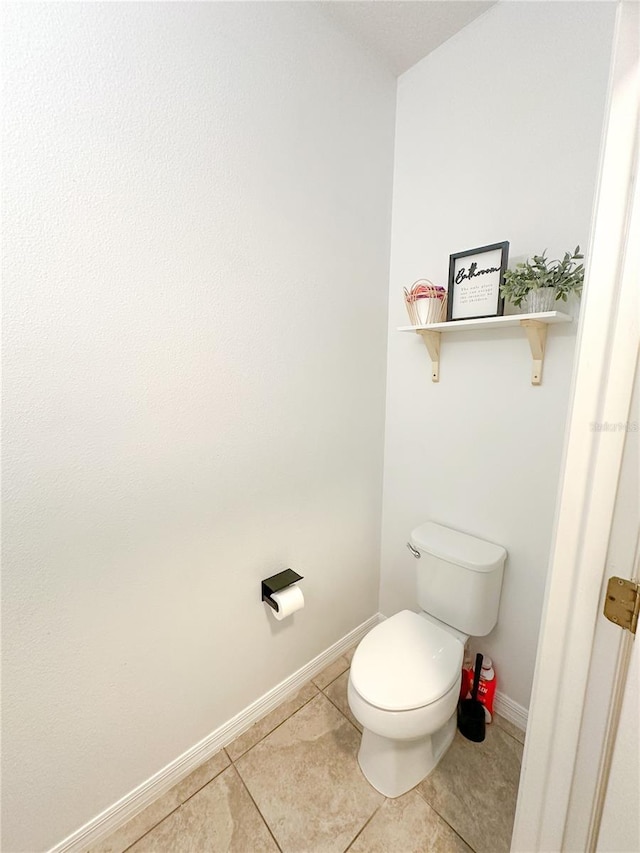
(350, 610, 463, 711)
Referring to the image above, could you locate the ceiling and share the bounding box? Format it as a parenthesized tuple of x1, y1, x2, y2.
(317, 1, 495, 76)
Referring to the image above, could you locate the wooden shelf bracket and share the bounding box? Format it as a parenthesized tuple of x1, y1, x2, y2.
(418, 330, 441, 382)
(520, 319, 548, 385)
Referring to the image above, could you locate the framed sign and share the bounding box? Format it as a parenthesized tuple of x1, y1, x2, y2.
(447, 241, 509, 321)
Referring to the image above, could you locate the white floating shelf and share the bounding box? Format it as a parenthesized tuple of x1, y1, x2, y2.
(398, 311, 572, 385)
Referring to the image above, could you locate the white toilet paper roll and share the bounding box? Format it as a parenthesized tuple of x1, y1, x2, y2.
(270, 585, 304, 621)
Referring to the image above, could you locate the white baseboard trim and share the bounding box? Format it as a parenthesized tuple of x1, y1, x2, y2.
(494, 690, 528, 733)
(50, 613, 382, 853)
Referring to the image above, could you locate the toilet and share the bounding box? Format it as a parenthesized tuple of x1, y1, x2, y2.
(348, 521, 506, 798)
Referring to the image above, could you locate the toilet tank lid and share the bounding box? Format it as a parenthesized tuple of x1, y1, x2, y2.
(410, 522, 506, 573)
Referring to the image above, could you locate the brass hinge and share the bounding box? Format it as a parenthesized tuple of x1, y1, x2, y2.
(603, 576, 640, 635)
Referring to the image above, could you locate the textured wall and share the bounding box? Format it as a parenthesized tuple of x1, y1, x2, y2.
(380, 1, 615, 710)
(1, 4, 395, 849)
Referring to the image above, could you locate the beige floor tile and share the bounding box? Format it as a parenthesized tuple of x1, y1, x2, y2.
(311, 655, 349, 689)
(494, 713, 526, 745)
(323, 670, 362, 733)
(90, 794, 182, 853)
(128, 765, 278, 853)
(348, 790, 472, 853)
(236, 693, 384, 853)
(416, 726, 523, 853)
(226, 681, 318, 761)
(344, 645, 357, 664)
(91, 750, 230, 853)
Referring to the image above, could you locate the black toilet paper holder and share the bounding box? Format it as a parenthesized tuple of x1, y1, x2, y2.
(261, 569, 304, 612)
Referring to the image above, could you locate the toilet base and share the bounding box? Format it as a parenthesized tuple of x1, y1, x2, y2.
(357, 713, 456, 798)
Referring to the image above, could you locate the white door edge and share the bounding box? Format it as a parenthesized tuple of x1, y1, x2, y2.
(591, 595, 639, 850)
(511, 2, 640, 851)
(585, 118, 640, 852)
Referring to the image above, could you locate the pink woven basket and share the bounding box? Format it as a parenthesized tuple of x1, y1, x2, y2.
(403, 280, 448, 325)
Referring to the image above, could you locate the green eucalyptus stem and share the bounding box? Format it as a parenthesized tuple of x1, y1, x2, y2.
(500, 246, 584, 308)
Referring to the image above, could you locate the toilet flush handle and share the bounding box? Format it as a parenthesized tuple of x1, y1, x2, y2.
(406, 542, 421, 559)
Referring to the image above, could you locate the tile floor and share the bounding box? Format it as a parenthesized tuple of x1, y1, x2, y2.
(94, 649, 524, 853)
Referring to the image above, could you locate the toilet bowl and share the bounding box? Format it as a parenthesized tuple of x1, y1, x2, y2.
(348, 609, 464, 798)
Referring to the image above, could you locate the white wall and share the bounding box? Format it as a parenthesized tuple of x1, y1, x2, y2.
(1, 4, 395, 850)
(380, 2, 616, 710)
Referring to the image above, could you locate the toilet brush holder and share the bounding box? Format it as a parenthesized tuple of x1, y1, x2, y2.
(458, 653, 486, 742)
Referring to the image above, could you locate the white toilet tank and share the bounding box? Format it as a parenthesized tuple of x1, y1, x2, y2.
(410, 522, 506, 637)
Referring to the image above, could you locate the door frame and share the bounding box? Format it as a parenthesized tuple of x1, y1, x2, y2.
(511, 2, 639, 851)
